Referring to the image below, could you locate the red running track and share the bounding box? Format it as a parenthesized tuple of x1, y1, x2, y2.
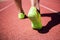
(0, 0, 60, 40)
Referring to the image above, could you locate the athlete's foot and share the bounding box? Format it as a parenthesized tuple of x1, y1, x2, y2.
(18, 12, 27, 19)
(28, 6, 42, 30)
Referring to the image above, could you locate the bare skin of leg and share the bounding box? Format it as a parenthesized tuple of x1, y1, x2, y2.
(15, 0, 27, 19)
(15, 0, 40, 13)
(31, 0, 40, 12)
(15, 0, 23, 12)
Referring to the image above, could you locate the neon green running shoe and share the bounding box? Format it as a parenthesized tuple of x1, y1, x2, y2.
(18, 12, 27, 19)
(28, 6, 42, 30)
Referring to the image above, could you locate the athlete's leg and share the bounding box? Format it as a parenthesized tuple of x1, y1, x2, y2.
(15, 0, 23, 12)
(15, 0, 26, 19)
(28, 0, 42, 30)
(31, 0, 40, 11)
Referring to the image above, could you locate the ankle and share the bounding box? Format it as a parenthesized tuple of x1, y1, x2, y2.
(19, 9, 24, 13)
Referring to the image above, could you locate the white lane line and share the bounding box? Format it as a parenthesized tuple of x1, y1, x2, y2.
(0, 2, 14, 12)
(40, 4, 58, 13)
